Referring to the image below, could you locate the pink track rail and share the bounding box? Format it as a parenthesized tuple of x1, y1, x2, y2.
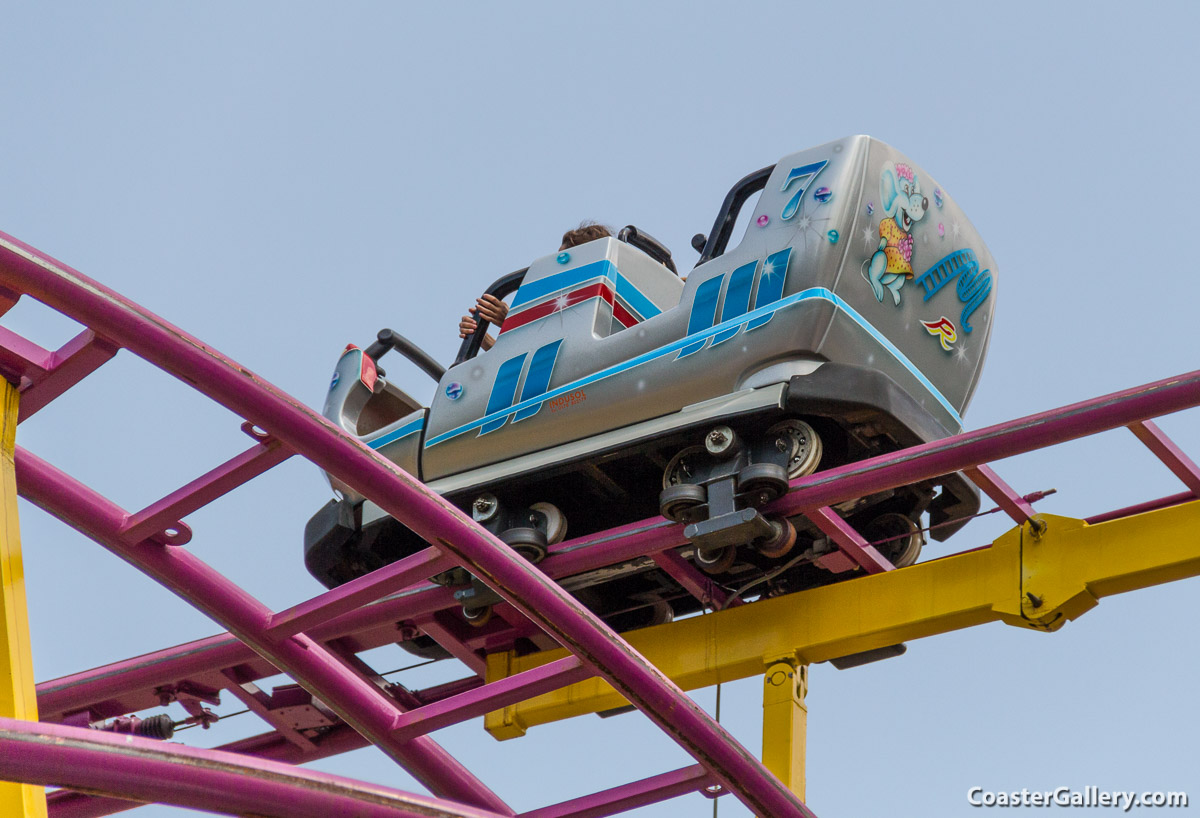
(2, 229, 1200, 816)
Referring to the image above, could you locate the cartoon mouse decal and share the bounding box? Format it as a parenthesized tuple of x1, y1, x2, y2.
(863, 161, 928, 305)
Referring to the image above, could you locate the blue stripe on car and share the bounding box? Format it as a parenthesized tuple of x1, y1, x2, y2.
(678, 276, 723, 359)
(512, 339, 564, 423)
(745, 248, 792, 331)
(614, 273, 662, 321)
(509, 259, 662, 329)
(368, 416, 425, 449)
(480, 352, 527, 435)
(426, 287, 962, 448)
(711, 260, 757, 347)
(511, 261, 612, 308)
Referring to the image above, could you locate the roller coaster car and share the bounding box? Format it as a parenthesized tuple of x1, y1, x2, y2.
(305, 135, 996, 652)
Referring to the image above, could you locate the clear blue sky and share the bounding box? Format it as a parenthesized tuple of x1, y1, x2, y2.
(2, 2, 1198, 815)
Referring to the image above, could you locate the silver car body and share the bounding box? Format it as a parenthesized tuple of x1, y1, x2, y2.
(322, 135, 996, 533)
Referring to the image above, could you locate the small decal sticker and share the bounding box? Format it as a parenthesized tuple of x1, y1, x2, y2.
(914, 248, 993, 333)
(329, 371, 340, 390)
(862, 161, 929, 307)
(866, 201, 874, 216)
(827, 229, 839, 244)
(556, 252, 570, 264)
(934, 187, 943, 208)
(780, 160, 829, 221)
(548, 389, 587, 412)
(813, 186, 832, 204)
(445, 382, 464, 400)
(921, 317, 958, 351)
(756, 214, 770, 227)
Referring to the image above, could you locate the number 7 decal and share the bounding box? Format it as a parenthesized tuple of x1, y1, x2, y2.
(780, 160, 829, 221)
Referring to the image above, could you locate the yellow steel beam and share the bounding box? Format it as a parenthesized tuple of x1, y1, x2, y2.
(0, 380, 47, 817)
(762, 659, 807, 799)
(486, 502, 1200, 739)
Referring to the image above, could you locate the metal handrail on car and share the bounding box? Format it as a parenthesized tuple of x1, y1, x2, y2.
(694, 164, 776, 267)
(453, 268, 528, 366)
(363, 329, 446, 382)
(617, 225, 677, 274)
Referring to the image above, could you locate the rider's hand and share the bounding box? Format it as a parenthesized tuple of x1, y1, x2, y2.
(458, 314, 479, 339)
(473, 294, 509, 328)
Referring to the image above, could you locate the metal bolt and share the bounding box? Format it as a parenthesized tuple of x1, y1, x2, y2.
(472, 493, 498, 522)
(1025, 592, 1043, 609)
(705, 425, 737, 456)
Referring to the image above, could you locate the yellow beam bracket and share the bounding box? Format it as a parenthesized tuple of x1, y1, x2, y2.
(0, 381, 47, 816)
(485, 502, 1200, 740)
(762, 658, 807, 799)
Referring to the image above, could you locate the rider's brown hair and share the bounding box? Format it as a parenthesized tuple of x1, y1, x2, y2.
(560, 221, 613, 249)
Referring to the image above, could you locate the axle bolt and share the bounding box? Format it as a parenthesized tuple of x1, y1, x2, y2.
(472, 493, 499, 522)
(705, 425, 739, 457)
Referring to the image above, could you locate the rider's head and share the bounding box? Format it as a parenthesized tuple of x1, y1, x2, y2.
(560, 221, 613, 250)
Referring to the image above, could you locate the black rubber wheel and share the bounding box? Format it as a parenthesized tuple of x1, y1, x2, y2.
(864, 513, 923, 568)
(662, 445, 707, 489)
(659, 484, 707, 523)
(695, 545, 737, 575)
(757, 517, 798, 559)
(766, 418, 823, 478)
(501, 526, 549, 563)
(463, 605, 493, 627)
(738, 462, 789, 505)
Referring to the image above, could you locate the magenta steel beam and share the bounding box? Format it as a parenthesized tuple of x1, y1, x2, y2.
(15, 449, 512, 815)
(805, 506, 893, 573)
(1086, 489, 1196, 525)
(0, 323, 50, 382)
(491, 603, 559, 651)
(768, 368, 1200, 520)
(1128, 419, 1200, 495)
(0, 718, 505, 818)
(219, 670, 319, 754)
(415, 613, 489, 676)
(120, 439, 293, 545)
(266, 546, 454, 639)
(39, 632, 260, 720)
(651, 549, 740, 610)
(962, 464, 1036, 526)
(18, 329, 118, 421)
(1, 232, 812, 817)
(49, 682, 484, 816)
(37, 584, 458, 719)
(518, 765, 719, 818)
(45, 723, 374, 818)
(392, 657, 590, 742)
(40, 523, 688, 721)
(47, 676, 494, 818)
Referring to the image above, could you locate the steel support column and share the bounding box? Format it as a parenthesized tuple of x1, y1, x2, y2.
(762, 659, 807, 799)
(0, 381, 47, 817)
